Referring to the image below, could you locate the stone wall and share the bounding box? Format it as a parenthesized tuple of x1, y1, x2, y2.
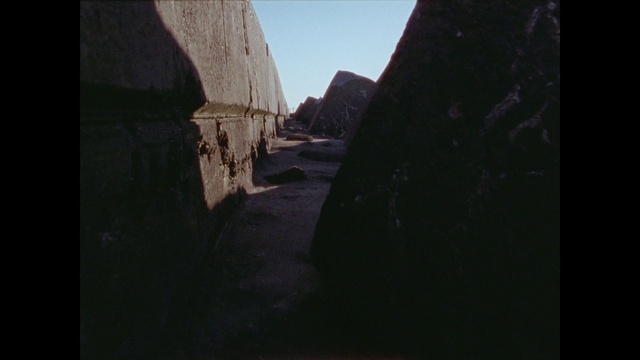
(311, 0, 559, 358)
(80, 1, 288, 358)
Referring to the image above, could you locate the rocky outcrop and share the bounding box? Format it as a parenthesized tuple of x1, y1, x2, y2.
(80, 1, 288, 358)
(311, 0, 559, 358)
(342, 90, 375, 147)
(292, 96, 322, 125)
(308, 71, 377, 139)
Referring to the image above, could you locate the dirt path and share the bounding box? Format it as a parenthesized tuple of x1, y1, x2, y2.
(160, 120, 387, 359)
(203, 121, 346, 358)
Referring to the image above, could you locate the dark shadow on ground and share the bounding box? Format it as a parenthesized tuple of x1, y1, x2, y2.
(156, 124, 415, 359)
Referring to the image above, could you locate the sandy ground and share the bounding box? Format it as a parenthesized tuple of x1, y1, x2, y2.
(160, 120, 411, 359)
(159, 120, 397, 359)
(202, 122, 346, 358)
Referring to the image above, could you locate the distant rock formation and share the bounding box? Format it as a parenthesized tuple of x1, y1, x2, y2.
(293, 96, 323, 125)
(311, 0, 559, 358)
(308, 71, 377, 139)
(80, 1, 288, 358)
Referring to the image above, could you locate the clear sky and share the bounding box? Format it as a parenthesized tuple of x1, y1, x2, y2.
(251, 0, 416, 112)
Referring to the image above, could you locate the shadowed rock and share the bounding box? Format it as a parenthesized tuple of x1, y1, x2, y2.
(311, 0, 560, 358)
(293, 96, 323, 125)
(342, 92, 375, 147)
(264, 166, 307, 184)
(307, 71, 377, 139)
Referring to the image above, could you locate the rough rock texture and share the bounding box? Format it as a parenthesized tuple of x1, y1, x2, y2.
(342, 90, 375, 147)
(308, 71, 377, 139)
(311, 0, 560, 358)
(293, 96, 323, 125)
(80, 0, 288, 122)
(80, 1, 288, 358)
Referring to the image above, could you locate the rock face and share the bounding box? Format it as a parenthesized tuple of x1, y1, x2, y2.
(342, 89, 375, 147)
(308, 71, 377, 139)
(311, 0, 560, 358)
(292, 96, 322, 125)
(80, 1, 288, 358)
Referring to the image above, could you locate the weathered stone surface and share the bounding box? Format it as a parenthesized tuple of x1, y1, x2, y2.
(308, 71, 377, 139)
(293, 96, 322, 125)
(311, 0, 559, 358)
(80, 1, 287, 119)
(80, 1, 288, 358)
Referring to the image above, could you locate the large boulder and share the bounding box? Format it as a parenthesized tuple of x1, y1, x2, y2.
(308, 70, 377, 139)
(311, 0, 560, 358)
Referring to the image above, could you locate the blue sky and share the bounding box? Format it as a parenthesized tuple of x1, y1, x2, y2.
(252, 0, 416, 112)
